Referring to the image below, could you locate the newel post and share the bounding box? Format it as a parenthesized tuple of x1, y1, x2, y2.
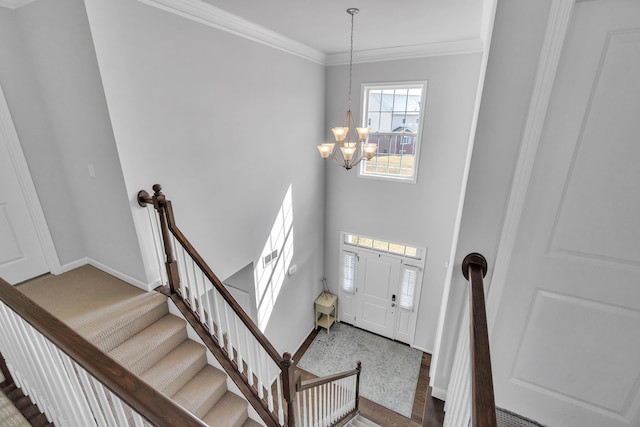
(280, 352, 296, 427)
(138, 184, 180, 294)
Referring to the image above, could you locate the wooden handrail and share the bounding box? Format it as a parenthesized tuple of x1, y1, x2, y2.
(461, 253, 497, 427)
(296, 361, 361, 392)
(0, 278, 206, 427)
(139, 184, 296, 426)
(139, 185, 283, 364)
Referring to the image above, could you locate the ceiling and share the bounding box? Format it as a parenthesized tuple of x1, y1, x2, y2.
(201, 0, 485, 56)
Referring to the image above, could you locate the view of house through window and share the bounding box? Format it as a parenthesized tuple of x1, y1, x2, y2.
(359, 82, 427, 182)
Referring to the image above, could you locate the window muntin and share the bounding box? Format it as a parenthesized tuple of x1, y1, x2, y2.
(360, 82, 426, 183)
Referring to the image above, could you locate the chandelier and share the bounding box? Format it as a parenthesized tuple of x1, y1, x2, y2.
(317, 8, 377, 170)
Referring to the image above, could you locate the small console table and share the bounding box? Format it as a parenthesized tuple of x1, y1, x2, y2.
(314, 292, 337, 334)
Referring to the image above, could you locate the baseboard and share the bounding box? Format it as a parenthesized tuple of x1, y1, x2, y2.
(61, 257, 90, 273)
(412, 344, 433, 355)
(61, 257, 161, 291)
(291, 323, 318, 361)
(431, 386, 447, 401)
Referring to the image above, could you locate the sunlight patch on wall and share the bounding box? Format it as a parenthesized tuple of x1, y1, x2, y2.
(254, 185, 294, 331)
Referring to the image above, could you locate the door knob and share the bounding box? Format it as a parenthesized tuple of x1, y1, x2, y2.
(391, 302, 396, 307)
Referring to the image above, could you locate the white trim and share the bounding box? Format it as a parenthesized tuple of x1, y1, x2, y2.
(429, 0, 498, 393)
(62, 257, 159, 291)
(137, 0, 326, 65)
(485, 0, 575, 333)
(431, 386, 447, 401)
(0, 83, 62, 275)
(412, 344, 433, 354)
(327, 38, 484, 66)
(358, 81, 428, 184)
(0, 0, 35, 9)
(137, 0, 483, 66)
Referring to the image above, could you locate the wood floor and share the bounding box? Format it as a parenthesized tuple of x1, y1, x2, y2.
(294, 328, 444, 427)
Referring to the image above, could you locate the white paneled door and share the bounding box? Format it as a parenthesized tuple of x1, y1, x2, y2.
(0, 87, 50, 284)
(491, 1, 640, 426)
(355, 252, 401, 339)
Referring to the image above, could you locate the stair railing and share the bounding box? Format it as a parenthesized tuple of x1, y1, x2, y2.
(443, 253, 496, 427)
(139, 184, 363, 427)
(0, 278, 206, 427)
(139, 184, 296, 427)
(295, 362, 361, 427)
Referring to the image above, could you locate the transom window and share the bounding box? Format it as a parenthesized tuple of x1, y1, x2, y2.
(359, 82, 427, 183)
(343, 233, 423, 260)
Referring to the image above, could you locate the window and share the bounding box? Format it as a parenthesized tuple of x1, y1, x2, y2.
(359, 82, 427, 183)
(341, 251, 356, 293)
(399, 267, 418, 310)
(344, 233, 423, 260)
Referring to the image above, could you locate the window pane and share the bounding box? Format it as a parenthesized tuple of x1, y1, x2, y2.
(399, 268, 417, 310)
(357, 237, 373, 248)
(345, 234, 358, 245)
(373, 240, 389, 252)
(342, 253, 356, 293)
(389, 243, 405, 255)
(405, 246, 418, 258)
(360, 83, 426, 182)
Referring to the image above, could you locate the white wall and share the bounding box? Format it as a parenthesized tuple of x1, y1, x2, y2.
(84, 0, 326, 355)
(0, 0, 148, 284)
(324, 53, 482, 352)
(429, 0, 553, 396)
(0, 7, 84, 266)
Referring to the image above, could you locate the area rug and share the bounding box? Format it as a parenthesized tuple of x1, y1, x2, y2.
(297, 323, 422, 418)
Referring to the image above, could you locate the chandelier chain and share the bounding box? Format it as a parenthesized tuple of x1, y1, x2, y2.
(348, 9, 355, 111)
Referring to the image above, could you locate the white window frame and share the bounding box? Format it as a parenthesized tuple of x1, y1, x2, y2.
(358, 81, 428, 184)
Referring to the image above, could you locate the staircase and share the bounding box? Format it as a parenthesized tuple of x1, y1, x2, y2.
(67, 290, 261, 427)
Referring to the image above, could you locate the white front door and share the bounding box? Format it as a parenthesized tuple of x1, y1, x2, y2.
(355, 251, 401, 339)
(491, 2, 640, 426)
(0, 87, 50, 284)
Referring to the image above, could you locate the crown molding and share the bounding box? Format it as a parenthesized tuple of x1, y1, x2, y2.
(138, 0, 327, 65)
(0, 0, 36, 9)
(326, 38, 484, 66)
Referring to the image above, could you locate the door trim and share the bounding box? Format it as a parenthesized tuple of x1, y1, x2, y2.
(486, 0, 575, 333)
(0, 83, 61, 275)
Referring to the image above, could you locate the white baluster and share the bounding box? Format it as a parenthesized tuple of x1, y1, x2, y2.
(91, 378, 118, 426)
(147, 207, 167, 285)
(276, 370, 284, 424)
(110, 390, 130, 426)
(307, 389, 313, 427)
(201, 271, 215, 332)
(133, 413, 146, 427)
(296, 388, 302, 427)
(254, 343, 265, 399)
(232, 314, 244, 378)
(76, 368, 108, 427)
(244, 326, 255, 387)
(212, 289, 224, 345)
(265, 359, 275, 414)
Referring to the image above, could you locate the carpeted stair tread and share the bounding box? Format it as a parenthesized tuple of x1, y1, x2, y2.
(171, 365, 228, 419)
(68, 292, 169, 352)
(108, 314, 187, 375)
(201, 391, 248, 427)
(141, 339, 207, 397)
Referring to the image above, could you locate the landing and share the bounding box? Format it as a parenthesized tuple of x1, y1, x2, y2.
(17, 265, 145, 322)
